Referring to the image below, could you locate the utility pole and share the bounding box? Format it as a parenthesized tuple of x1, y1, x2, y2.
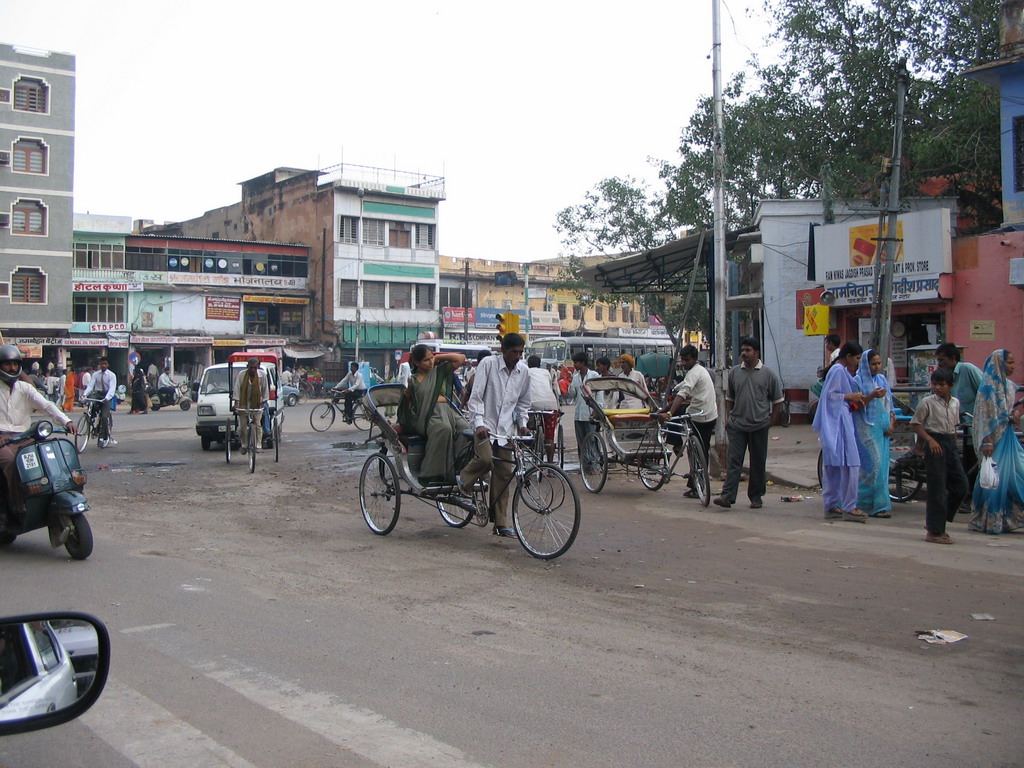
(870, 61, 909, 362)
(354, 187, 365, 363)
(711, 0, 728, 446)
(523, 263, 530, 340)
(463, 261, 470, 339)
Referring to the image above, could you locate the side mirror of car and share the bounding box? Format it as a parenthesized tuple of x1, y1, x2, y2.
(0, 612, 109, 736)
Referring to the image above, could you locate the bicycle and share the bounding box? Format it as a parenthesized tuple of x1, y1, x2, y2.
(75, 398, 114, 452)
(657, 413, 712, 506)
(226, 407, 265, 473)
(310, 390, 371, 432)
(525, 409, 565, 468)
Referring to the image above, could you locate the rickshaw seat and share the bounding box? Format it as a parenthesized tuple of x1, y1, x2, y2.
(605, 408, 654, 429)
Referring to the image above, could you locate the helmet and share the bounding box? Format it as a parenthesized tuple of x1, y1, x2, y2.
(0, 344, 23, 384)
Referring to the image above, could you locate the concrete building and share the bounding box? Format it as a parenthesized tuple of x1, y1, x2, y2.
(163, 164, 444, 378)
(0, 43, 76, 363)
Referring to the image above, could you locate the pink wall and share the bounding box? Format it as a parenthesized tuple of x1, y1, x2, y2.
(950, 231, 1024, 382)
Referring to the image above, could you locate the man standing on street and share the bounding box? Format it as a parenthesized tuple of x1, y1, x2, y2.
(935, 342, 983, 495)
(714, 337, 783, 510)
(464, 333, 533, 538)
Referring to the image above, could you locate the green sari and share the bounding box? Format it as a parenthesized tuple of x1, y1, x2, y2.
(398, 360, 472, 484)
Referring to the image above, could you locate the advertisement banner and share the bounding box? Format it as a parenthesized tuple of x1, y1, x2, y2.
(795, 287, 825, 329)
(206, 296, 242, 321)
(803, 304, 830, 336)
(442, 306, 476, 324)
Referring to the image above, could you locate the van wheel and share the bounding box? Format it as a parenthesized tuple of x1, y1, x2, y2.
(201, 436, 212, 451)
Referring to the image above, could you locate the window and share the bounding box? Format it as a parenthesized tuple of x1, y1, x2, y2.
(12, 139, 46, 174)
(390, 283, 412, 308)
(558, 303, 567, 320)
(362, 219, 385, 247)
(363, 281, 386, 307)
(609, 304, 617, 322)
(338, 279, 358, 306)
(622, 307, 631, 324)
(388, 222, 411, 248)
(572, 305, 582, 320)
(415, 224, 435, 249)
(12, 199, 46, 235)
(74, 243, 125, 270)
(439, 286, 468, 307)
(280, 308, 304, 336)
(339, 216, 357, 243)
(595, 305, 603, 321)
(11, 268, 45, 303)
(13, 77, 47, 113)
(415, 283, 434, 309)
(73, 295, 125, 323)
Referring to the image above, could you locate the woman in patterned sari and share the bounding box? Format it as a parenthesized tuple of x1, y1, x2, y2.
(398, 345, 471, 485)
(970, 349, 1024, 534)
(854, 349, 896, 517)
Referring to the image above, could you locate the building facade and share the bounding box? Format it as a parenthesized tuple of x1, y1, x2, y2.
(0, 43, 76, 358)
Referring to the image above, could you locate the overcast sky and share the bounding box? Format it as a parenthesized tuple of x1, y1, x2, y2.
(3, 0, 767, 262)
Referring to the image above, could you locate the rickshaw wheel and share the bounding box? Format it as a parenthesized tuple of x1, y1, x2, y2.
(513, 464, 580, 559)
(438, 497, 473, 528)
(360, 453, 401, 535)
(639, 457, 669, 491)
(580, 432, 607, 493)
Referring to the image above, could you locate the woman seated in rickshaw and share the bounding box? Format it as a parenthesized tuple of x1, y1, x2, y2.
(398, 344, 472, 485)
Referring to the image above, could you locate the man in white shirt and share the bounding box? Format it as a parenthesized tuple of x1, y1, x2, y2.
(0, 345, 77, 521)
(157, 368, 177, 406)
(333, 362, 367, 424)
(82, 357, 118, 446)
(464, 334, 532, 538)
(659, 345, 718, 498)
(527, 355, 560, 462)
(280, 367, 294, 387)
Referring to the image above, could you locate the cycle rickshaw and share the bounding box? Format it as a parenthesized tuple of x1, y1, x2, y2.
(356, 384, 581, 559)
(578, 377, 711, 505)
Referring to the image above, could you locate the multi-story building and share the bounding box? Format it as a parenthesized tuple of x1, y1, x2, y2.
(71, 214, 310, 379)
(162, 164, 444, 377)
(0, 43, 75, 363)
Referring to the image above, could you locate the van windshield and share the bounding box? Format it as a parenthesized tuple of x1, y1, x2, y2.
(200, 368, 232, 395)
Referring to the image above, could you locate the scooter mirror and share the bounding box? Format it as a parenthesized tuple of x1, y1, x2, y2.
(0, 612, 109, 736)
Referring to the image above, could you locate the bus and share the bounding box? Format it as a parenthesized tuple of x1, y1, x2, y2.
(528, 336, 676, 368)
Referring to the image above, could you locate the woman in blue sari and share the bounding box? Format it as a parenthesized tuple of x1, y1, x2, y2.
(970, 350, 1024, 534)
(853, 349, 896, 516)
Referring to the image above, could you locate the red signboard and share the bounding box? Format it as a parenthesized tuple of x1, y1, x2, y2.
(206, 296, 242, 321)
(442, 307, 476, 323)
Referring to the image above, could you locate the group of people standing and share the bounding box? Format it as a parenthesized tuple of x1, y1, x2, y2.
(813, 339, 1024, 543)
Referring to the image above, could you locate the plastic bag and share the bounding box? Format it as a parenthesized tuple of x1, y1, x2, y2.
(979, 457, 999, 490)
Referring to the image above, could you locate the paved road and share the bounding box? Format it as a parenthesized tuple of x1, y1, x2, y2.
(1, 404, 1021, 767)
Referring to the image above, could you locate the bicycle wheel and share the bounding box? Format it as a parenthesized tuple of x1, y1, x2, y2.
(351, 403, 371, 432)
(274, 413, 283, 463)
(889, 461, 921, 503)
(248, 422, 257, 473)
(555, 423, 565, 468)
(225, 418, 233, 463)
(686, 434, 711, 506)
(75, 414, 91, 452)
(296, 386, 308, 404)
(360, 453, 401, 534)
(639, 450, 670, 491)
(580, 431, 607, 493)
(779, 400, 791, 427)
(816, 450, 823, 488)
(513, 464, 581, 559)
(437, 490, 475, 528)
(310, 402, 336, 432)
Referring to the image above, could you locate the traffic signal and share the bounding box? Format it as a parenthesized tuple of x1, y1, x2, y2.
(496, 312, 520, 340)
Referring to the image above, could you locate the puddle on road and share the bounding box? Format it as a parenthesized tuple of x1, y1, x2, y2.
(333, 441, 375, 451)
(96, 461, 188, 473)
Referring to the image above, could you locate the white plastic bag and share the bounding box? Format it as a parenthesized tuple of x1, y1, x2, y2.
(980, 457, 999, 490)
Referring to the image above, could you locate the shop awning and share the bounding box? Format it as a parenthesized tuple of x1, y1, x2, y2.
(284, 347, 325, 359)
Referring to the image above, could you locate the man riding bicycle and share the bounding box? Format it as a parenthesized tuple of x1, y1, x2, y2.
(232, 357, 269, 454)
(332, 362, 367, 424)
(82, 356, 118, 446)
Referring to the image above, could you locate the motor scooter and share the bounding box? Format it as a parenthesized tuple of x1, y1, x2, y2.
(150, 381, 193, 411)
(0, 421, 93, 560)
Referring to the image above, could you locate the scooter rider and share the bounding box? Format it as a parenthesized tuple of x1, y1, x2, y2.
(82, 357, 118, 445)
(0, 345, 77, 527)
(157, 367, 177, 406)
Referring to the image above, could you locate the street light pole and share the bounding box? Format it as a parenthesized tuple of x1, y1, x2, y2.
(354, 187, 364, 363)
(711, 0, 729, 446)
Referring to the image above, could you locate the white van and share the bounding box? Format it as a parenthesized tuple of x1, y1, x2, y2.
(195, 358, 279, 451)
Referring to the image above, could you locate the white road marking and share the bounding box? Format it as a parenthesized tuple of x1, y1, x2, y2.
(202, 657, 490, 768)
(120, 623, 176, 634)
(82, 678, 258, 767)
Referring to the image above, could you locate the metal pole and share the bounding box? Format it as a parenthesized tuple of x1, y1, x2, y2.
(712, 0, 729, 445)
(523, 263, 530, 340)
(463, 261, 470, 339)
(874, 62, 908, 364)
(355, 188, 364, 363)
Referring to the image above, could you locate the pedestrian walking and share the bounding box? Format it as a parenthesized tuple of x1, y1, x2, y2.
(854, 349, 897, 517)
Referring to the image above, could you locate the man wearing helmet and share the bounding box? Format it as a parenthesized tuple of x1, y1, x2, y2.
(0, 345, 77, 524)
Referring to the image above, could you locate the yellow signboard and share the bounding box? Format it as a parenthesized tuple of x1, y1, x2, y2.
(242, 295, 309, 305)
(803, 304, 829, 336)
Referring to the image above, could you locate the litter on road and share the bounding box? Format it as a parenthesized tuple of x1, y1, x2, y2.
(916, 630, 968, 644)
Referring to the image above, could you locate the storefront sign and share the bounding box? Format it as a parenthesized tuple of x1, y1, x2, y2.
(73, 281, 143, 292)
(169, 273, 307, 290)
(795, 287, 825, 329)
(814, 208, 952, 307)
(16, 344, 43, 357)
(242, 294, 308, 305)
(213, 339, 245, 347)
(970, 320, 996, 340)
(132, 335, 214, 345)
(89, 323, 127, 332)
(530, 310, 561, 331)
(206, 296, 242, 321)
(803, 304, 830, 336)
(245, 337, 287, 347)
(613, 327, 669, 338)
(443, 306, 476, 323)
